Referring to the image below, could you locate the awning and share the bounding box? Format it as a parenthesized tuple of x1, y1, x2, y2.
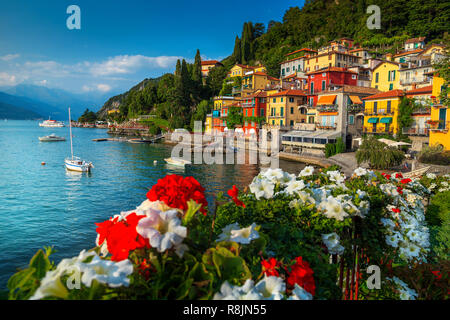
(349, 95, 363, 104)
(317, 95, 336, 105)
(380, 117, 392, 124)
(367, 118, 379, 124)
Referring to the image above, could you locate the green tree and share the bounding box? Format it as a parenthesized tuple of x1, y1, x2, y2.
(78, 108, 97, 123)
(356, 136, 405, 169)
(225, 106, 243, 129)
(206, 65, 227, 97)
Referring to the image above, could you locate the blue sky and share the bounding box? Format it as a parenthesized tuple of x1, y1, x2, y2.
(0, 0, 303, 97)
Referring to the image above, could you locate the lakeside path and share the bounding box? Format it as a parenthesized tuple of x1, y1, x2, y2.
(279, 152, 358, 177)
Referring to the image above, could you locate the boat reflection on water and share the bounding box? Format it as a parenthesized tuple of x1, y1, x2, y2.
(65, 167, 92, 180)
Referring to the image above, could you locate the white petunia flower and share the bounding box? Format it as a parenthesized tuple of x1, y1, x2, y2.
(79, 255, 134, 288)
(327, 170, 346, 184)
(284, 179, 306, 195)
(229, 223, 260, 244)
(288, 284, 313, 300)
(299, 166, 314, 177)
(320, 196, 349, 221)
(254, 276, 285, 300)
(354, 167, 368, 177)
(213, 279, 261, 300)
(261, 168, 285, 183)
(426, 173, 436, 180)
(321, 232, 345, 255)
(216, 223, 241, 242)
(136, 209, 187, 253)
(249, 179, 275, 200)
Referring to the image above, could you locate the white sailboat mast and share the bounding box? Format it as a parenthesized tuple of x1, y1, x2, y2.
(68, 107, 74, 160)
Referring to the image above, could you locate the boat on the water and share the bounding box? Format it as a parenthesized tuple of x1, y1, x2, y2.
(164, 157, 191, 167)
(39, 118, 65, 127)
(65, 107, 93, 172)
(38, 134, 66, 142)
(128, 138, 152, 144)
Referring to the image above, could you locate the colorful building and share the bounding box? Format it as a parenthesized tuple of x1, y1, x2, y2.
(371, 61, 401, 91)
(306, 67, 358, 107)
(429, 75, 450, 150)
(404, 37, 426, 51)
(280, 48, 317, 78)
(228, 64, 266, 78)
(362, 90, 405, 136)
(241, 72, 279, 96)
(201, 60, 223, 77)
(212, 96, 235, 133)
(240, 91, 267, 135)
(304, 51, 359, 73)
(266, 90, 307, 128)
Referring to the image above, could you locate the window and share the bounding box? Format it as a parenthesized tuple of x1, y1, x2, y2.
(310, 82, 314, 94)
(349, 115, 354, 124)
(290, 120, 294, 126)
(280, 120, 284, 126)
(289, 97, 294, 103)
(272, 120, 275, 125)
(280, 107, 284, 117)
(260, 108, 264, 116)
(374, 102, 378, 113)
(389, 83, 393, 90)
(311, 75, 314, 78)
(321, 80, 326, 91)
(273, 98, 276, 103)
(392, 70, 396, 80)
(281, 97, 284, 102)
(286, 67, 290, 73)
(388, 71, 391, 81)
(387, 101, 391, 113)
(252, 109, 254, 117)
(309, 97, 314, 106)
(352, 75, 356, 80)
(375, 73, 379, 83)
(282, 69, 285, 76)
(322, 73, 327, 77)
(290, 107, 294, 114)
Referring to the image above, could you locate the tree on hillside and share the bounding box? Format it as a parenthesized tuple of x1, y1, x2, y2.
(226, 106, 243, 129)
(206, 65, 228, 97)
(232, 36, 241, 65)
(78, 108, 97, 123)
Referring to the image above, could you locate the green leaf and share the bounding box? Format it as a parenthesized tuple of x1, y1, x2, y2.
(183, 199, 202, 226)
(29, 249, 51, 280)
(7, 268, 36, 292)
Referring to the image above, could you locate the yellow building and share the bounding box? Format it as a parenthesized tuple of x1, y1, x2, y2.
(204, 114, 212, 133)
(228, 64, 266, 78)
(362, 90, 405, 135)
(371, 61, 401, 91)
(107, 109, 120, 115)
(304, 51, 359, 73)
(266, 90, 307, 127)
(213, 96, 235, 110)
(429, 75, 450, 150)
(241, 72, 279, 96)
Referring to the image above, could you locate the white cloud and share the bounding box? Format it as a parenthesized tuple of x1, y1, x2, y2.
(0, 54, 20, 61)
(89, 55, 182, 76)
(0, 72, 19, 86)
(96, 84, 111, 92)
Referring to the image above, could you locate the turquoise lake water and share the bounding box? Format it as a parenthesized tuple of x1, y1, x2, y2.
(0, 120, 307, 288)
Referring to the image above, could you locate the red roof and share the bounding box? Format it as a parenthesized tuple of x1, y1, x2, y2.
(286, 48, 317, 57)
(405, 37, 425, 44)
(269, 89, 307, 97)
(362, 90, 405, 100)
(393, 49, 424, 57)
(201, 60, 222, 66)
(406, 85, 433, 96)
(307, 67, 358, 75)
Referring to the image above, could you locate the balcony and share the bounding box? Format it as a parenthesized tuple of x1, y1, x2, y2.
(428, 120, 450, 132)
(363, 126, 393, 135)
(402, 127, 429, 136)
(315, 123, 337, 130)
(411, 107, 431, 115)
(364, 110, 395, 116)
(317, 105, 338, 113)
(348, 104, 364, 114)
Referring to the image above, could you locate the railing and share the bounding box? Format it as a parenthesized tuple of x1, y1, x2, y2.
(411, 108, 431, 115)
(363, 110, 395, 116)
(293, 123, 316, 131)
(348, 104, 364, 113)
(316, 123, 337, 130)
(363, 127, 394, 134)
(402, 127, 429, 136)
(428, 121, 450, 132)
(317, 104, 339, 113)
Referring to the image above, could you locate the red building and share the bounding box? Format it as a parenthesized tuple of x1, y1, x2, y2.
(306, 67, 358, 106)
(240, 91, 267, 135)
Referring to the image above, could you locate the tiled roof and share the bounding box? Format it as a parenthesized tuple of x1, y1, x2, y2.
(362, 89, 405, 100)
(269, 89, 307, 97)
(406, 85, 433, 96)
(306, 67, 358, 75)
(201, 60, 222, 66)
(286, 48, 318, 57)
(405, 37, 425, 44)
(325, 85, 381, 95)
(393, 49, 424, 57)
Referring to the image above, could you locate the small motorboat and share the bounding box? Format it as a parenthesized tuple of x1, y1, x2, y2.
(39, 134, 66, 142)
(128, 138, 151, 144)
(164, 157, 191, 167)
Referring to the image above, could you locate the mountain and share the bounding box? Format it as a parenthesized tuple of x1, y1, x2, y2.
(0, 84, 105, 119)
(96, 78, 161, 118)
(0, 91, 63, 119)
(0, 101, 42, 120)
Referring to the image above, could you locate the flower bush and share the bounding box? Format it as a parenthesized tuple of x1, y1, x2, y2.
(7, 170, 450, 300)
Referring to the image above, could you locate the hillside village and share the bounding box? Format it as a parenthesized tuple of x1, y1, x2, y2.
(197, 37, 449, 156)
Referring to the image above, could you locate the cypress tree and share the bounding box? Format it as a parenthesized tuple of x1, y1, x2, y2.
(232, 36, 241, 64)
(175, 59, 181, 76)
(192, 49, 202, 84)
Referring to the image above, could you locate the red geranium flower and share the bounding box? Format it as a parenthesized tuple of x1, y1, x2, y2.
(397, 186, 403, 195)
(261, 258, 280, 277)
(431, 270, 442, 280)
(227, 185, 246, 208)
(381, 173, 391, 180)
(391, 208, 401, 213)
(286, 256, 316, 296)
(395, 173, 403, 179)
(95, 213, 150, 261)
(400, 178, 412, 184)
(146, 174, 208, 215)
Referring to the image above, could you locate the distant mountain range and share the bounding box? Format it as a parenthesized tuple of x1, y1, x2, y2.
(0, 84, 114, 120)
(0, 100, 42, 120)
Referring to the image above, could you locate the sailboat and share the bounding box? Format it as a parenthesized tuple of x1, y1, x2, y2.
(64, 107, 94, 172)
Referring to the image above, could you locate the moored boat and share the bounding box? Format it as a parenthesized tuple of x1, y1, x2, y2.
(164, 157, 191, 167)
(38, 134, 66, 142)
(39, 118, 65, 127)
